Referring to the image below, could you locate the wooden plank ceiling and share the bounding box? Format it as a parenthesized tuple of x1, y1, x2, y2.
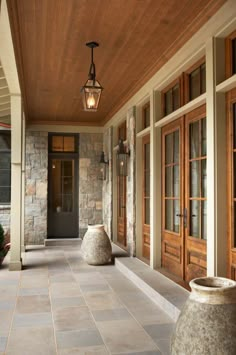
(6, 0, 226, 126)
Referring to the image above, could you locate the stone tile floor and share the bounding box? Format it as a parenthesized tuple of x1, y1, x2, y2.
(0, 244, 175, 355)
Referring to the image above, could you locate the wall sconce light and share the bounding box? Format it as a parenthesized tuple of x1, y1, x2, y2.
(81, 42, 103, 111)
(116, 139, 130, 176)
(99, 151, 109, 180)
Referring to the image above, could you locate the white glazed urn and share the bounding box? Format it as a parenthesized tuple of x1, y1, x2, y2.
(81, 224, 112, 265)
(171, 277, 236, 355)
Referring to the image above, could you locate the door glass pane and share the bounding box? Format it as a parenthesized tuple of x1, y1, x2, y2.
(190, 161, 200, 197)
(165, 166, 172, 197)
(145, 198, 150, 225)
(165, 133, 173, 164)
(145, 171, 150, 196)
(201, 159, 207, 198)
(173, 84, 180, 111)
(0, 154, 11, 169)
(201, 118, 207, 156)
(165, 90, 172, 115)
(201, 201, 207, 240)
(0, 133, 11, 151)
(190, 200, 200, 238)
(190, 121, 199, 158)
(190, 68, 200, 100)
(173, 200, 180, 233)
(0, 187, 10, 203)
(64, 136, 75, 152)
(173, 130, 179, 163)
(232, 39, 236, 75)
(165, 199, 173, 231)
(0, 169, 11, 186)
(52, 136, 63, 152)
(233, 104, 236, 149)
(143, 105, 150, 128)
(145, 143, 150, 170)
(173, 165, 179, 197)
(52, 160, 74, 213)
(234, 202, 236, 247)
(234, 153, 236, 198)
(201, 63, 206, 94)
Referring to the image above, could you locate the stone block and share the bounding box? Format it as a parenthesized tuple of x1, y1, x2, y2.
(80, 158, 91, 168)
(88, 200, 95, 208)
(79, 167, 88, 180)
(36, 181, 47, 199)
(25, 204, 41, 217)
(25, 179, 36, 196)
(95, 201, 102, 210)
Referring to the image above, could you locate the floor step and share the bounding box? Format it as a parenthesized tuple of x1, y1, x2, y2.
(44, 238, 82, 247)
(115, 257, 189, 322)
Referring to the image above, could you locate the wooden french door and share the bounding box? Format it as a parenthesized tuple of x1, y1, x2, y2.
(142, 135, 150, 260)
(162, 105, 207, 282)
(227, 88, 236, 280)
(117, 176, 127, 247)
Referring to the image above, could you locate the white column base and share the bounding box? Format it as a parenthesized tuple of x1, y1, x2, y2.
(9, 260, 22, 271)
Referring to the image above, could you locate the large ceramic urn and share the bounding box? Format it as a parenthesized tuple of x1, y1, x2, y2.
(81, 224, 112, 265)
(171, 277, 236, 355)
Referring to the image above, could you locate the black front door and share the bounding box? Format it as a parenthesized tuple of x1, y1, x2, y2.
(48, 134, 78, 238)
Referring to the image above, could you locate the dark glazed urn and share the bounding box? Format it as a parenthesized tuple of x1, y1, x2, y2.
(171, 277, 236, 355)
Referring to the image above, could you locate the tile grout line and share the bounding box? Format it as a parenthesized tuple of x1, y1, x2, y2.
(47, 251, 59, 355)
(3, 263, 22, 354)
(66, 250, 112, 355)
(104, 269, 164, 354)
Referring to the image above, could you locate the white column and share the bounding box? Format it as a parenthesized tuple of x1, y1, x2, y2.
(21, 112, 26, 252)
(9, 94, 22, 271)
(206, 37, 227, 277)
(150, 90, 161, 268)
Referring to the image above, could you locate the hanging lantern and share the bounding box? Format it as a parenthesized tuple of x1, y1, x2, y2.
(81, 42, 103, 111)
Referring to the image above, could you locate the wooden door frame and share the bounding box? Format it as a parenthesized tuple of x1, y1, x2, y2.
(226, 87, 236, 280)
(161, 117, 184, 279)
(117, 175, 127, 249)
(184, 104, 207, 282)
(142, 134, 150, 261)
(47, 154, 79, 238)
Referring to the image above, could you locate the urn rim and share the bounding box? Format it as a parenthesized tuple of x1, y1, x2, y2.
(190, 276, 236, 291)
(87, 224, 104, 230)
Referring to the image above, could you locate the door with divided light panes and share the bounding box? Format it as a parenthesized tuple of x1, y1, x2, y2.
(48, 134, 78, 238)
(162, 105, 207, 282)
(227, 88, 236, 280)
(142, 134, 150, 261)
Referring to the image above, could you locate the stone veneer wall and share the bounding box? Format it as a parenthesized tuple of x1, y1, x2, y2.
(24, 131, 48, 245)
(126, 107, 136, 256)
(0, 206, 11, 232)
(103, 127, 113, 238)
(79, 133, 103, 238)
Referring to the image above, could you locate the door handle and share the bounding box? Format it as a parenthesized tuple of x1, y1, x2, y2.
(176, 213, 183, 217)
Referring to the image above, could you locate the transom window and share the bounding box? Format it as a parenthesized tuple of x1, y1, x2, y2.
(142, 102, 150, 129)
(162, 78, 182, 117)
(0, 131, 11, 204)
(226, 30, 236, 78)
(49, 134, 77, 153)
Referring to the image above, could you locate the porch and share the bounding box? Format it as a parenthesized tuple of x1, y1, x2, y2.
(0, 243, 188, 355)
